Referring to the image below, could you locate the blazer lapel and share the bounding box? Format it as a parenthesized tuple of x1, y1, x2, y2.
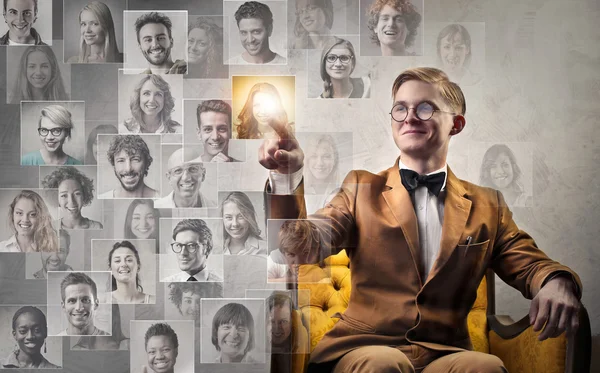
(382, 157, 423, 286)
(424, 167, 472, 286)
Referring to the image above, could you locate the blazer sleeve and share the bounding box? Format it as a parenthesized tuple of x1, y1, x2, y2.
(490, 190, 583, 300)
(265, 171, 359, 256)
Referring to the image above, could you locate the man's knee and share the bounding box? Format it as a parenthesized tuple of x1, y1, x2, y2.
(333, 346, 415, 373)
(457, 352, 507, 373)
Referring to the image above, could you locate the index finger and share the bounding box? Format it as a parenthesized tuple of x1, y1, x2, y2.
(268, 111, 294, 140)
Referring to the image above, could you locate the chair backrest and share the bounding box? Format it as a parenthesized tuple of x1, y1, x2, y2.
(297, 250, 491, 353)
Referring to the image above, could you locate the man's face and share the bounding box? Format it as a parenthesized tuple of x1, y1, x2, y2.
(391, 80, 458, 160)
(146, 335, 178, 373)
(179, 290, 201, 319)
(166, 156, 203, 200)
(267, 302, 292, 345)
(198, 111, 230, 157)
(41, 238, 69, 271)
(173, 230, 207, 273)
(113, 149, 147, 192)
(375, 4, 407, 49)
(61, 283, 97, 332)
(138, 22, 173, 66)
(3, 0, 36, 39)
(238, 18, 270, 56)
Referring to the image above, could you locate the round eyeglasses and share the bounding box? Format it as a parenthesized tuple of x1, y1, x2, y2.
(390, 102, 457, 122)
(170, 242, 202, 253)
(38, 127, 65, 137)
(325, 54, 353, 64)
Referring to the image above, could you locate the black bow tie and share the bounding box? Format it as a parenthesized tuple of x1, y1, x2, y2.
(187, 276, 198, 282)
(400, 169, 446, 197)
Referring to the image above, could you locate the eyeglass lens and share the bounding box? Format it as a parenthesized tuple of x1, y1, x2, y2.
(391, 102, 435, 121)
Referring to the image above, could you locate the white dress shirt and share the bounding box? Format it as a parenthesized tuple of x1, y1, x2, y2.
(161, 268, 223, 282)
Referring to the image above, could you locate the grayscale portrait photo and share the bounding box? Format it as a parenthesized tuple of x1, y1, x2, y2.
(130, 320, 194, 373)
(0, 0, 52, 45)
(39, 165, 103, 229)
(20, 101, 85, 166)
(156, 145, 218, 209)
(25, 229, 84, 279)
(307, 35, 372, 98)
(159, 218, 224, 282)
(288, 0, 349, 50)
(63, 0, 125, 63)
(183, 99, 246, 163)
(91, 239, 157, 304)
(225, 1, 287, 65)
(0, 188, 58, 253)
(85, 121, 119, 165)
(112, 199, 162, 253)
(6, 40, 71, 104)
(426, 22, 485, 86)
(200, 298, 266, 363)
(164, 282, 224, 323)
(186, 15, 229, 79)
(46, 271, 112, 337)
(0, 305, 62, 368)
(68, 303, 134, 351)
(471, 143, 533, 208)
(218, 191, 266, 256)
(123, 10, 188, 74)
(96, 134, 162, 199)
(359, 0, 423, 56)
(117, 70, 184, 142)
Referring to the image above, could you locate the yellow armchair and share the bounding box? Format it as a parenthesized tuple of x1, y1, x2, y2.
(293, 250, 591, 373)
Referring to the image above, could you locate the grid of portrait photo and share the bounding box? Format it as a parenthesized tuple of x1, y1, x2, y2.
(0, 0, 501, 372)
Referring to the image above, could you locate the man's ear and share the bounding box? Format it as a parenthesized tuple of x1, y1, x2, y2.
(450, 115, 466, 135)
(61, 301, 65, 310)
(94, 300, 99, 310)
(267, 24, 273, 37)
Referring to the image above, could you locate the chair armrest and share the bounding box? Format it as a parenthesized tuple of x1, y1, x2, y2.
(487, 306, 591, 373)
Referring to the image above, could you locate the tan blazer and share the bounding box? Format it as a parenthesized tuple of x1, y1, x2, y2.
(267, 158, 582, 369)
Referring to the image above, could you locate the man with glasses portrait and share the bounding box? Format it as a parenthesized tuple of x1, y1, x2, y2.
(162, 219, 223, 282)
(154, 147, 215, 208)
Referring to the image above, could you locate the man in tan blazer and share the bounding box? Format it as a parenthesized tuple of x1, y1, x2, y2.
(259, 67, 582, 373)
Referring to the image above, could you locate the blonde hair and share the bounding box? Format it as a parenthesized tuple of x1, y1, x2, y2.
(76, 1, 121, 62)
(8, 190, 58, 252)
(391, 67, 466, 115)
(38, 105, 74, 139)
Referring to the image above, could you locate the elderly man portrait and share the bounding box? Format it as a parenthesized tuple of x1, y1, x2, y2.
(154, 147, 215, 208)
(259, 66, 581, 373)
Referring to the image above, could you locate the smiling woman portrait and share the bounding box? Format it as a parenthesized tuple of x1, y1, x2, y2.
(108, 240, 154, 304)
(479, 144, 531, 207)
(292, 0, 336, 49)
(67, 1, 123, 63)
(42, 166, 102, 229)
(120, 74, 182, 135)
(319, 37, 370, 98)
(1, 306, 59, 369)
(22, 105, 82, 166)
(10, 46, 69, 104)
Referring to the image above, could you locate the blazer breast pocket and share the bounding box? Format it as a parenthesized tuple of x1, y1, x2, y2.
(456, 239, 490, 282)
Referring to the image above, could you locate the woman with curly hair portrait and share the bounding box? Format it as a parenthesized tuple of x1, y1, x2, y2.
(42, 166, 102, 229)
(221, 192, 266, 256)
(67, 1, 123, 63)
(187, 16, 227, 79)
(119, 74, 182, 135)
(479, 144, 531, 207)
(235, 82, 293, 139)
(0, 190, 58, 253)
(10, 46, 69, 104)
(365, 0, 422, 56)
(21, 105, 82, 165)
(319, 38, 370, 98)
(292, 0, 336, 49)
